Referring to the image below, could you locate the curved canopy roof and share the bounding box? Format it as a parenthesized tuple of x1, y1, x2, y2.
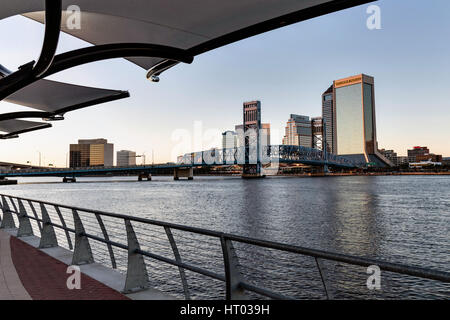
(3, 78, 128, 118)
(0, 119, 51, 139)
(0, 64, 128, 120)
(1, 0, 372, 74)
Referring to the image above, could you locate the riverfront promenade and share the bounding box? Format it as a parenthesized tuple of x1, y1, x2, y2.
(0, 229, 129, 300)
(0, 229, 175, 300)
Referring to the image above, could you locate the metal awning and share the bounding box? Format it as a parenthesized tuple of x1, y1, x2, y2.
(1, 0, 373, 76)
(0, 119, 51, 139)
(0, 64, 128, 121)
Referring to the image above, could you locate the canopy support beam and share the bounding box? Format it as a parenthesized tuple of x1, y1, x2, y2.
(0, 0, 62, 100)
(33, 0, 62, 77)
(0, 43, 194, 101)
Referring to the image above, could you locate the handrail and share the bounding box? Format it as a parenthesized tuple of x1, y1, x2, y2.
(1, 193, 449, 300)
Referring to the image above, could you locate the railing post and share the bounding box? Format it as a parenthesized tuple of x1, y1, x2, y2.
(220, 236, 247, 300)
(38, 203, 58, 248)
(95, 213, 117, 269)
(0, 195, 16, 229)
(17, 199, 34, 237)
(71, 209, 94, 265)
(28, 200, 42, 232)
(54, 205, 73, 250)
(164, 226, 190, 300)
(123, 219, 150, 293)
(7, 196, 19, 216)
(314, 257, 332, 300)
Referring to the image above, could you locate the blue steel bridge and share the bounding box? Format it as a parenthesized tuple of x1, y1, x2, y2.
(0, 145, 355, 181)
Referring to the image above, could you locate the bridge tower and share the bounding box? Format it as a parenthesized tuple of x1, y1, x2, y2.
(242, 101, 265, 178)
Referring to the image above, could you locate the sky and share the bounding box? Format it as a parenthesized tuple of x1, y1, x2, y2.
(0, 0, 449, 166)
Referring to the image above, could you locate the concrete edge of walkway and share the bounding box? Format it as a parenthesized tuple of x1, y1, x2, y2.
(1, 228, 175, 300)
(0, 229, 31, 300)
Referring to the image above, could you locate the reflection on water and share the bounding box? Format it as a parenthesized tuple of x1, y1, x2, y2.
(1, 175, 449, 299)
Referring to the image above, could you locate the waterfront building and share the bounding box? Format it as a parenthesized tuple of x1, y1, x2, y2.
(282, 114, 312, 148)
(69, 138, 113, 168)
(416, 154, 442, 162)
(396, 156, 409, 165)
(331, 74, 391, 167)
(322, 85, 335, 154)
(116, 150, 136, 167)
(380, 149, 398, 166)
(407, 146, 430, 163)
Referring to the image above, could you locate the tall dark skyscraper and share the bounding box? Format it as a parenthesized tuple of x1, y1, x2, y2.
(322, 85, 335, 154)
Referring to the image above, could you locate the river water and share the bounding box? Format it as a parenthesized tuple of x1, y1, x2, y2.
(1, 175, 449, 299)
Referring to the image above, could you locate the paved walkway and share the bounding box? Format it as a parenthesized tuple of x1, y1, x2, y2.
(0, 230, 129, 300)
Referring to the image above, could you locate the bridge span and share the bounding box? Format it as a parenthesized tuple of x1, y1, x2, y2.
(0, 145, 355, 182)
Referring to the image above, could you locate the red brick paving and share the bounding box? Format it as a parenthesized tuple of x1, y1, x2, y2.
(10, 237, 129, 300)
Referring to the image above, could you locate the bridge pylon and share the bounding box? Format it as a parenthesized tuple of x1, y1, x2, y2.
(241, 101, 265, 179)
(174, 167, 193, 180)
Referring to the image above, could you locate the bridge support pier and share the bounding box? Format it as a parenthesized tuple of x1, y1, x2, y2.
(242, 164, 265, 179)
(138, 173, 152, 181)
(174, 167, 193, 180)
(241, 173, 266, 179)
(0, 177, 17, 185)
(63, 177, 76, 183)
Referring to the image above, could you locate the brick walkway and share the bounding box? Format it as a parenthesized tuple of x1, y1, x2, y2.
(1, 230, 129, 300)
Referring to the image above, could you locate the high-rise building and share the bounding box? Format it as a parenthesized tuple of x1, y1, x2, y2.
(282, 114, 312, 148)
(222, 131, 238, 149)
(235, 122, 270, 148)
(322, 85, 335, 154)
(330, 74, 391, 166)
(69, 138, 113, 168)
(117, 150, 136, 166)
(261, 123, 271, 147)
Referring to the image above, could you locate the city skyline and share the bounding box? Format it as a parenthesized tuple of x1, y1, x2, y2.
(0, 0, 449, 166)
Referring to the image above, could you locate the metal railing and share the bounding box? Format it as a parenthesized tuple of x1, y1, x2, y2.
(0, 193, 449, 299)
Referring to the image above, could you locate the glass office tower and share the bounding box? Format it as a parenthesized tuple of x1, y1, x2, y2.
(333, 74, 377, 162)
